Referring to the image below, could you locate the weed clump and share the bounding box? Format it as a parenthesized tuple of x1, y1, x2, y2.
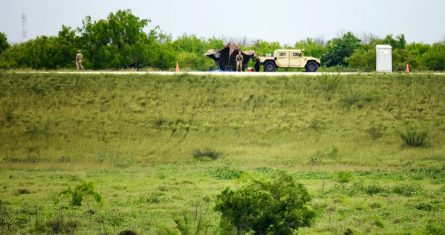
(1, 103, 16, 122)
(57, 182, 102, 206)
(392, 184, 422, 197)
(341, 91, 378, 109)
(399, 127, 429, 147)
(425, 220, 445, 234)
(46, 217, 79, 235)
(366, 126, 384, 140)
(193, 148, 220, 160)
(364, 184, 386, 195)
(414, 202, 434, 211)
(213, 167, 244, 180)
(317, 75, 341, 93)
(16, 188, 31, 195)
(336, 171, 354, 183)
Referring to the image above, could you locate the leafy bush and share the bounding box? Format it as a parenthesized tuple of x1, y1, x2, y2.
(215, 172, 315, 235)
(0, 32, 9, 54)
(193, 148, 220, 160)
(399, 127, 428, 147)
(322, 32, 361, 67)
(57, 181, 102, 206)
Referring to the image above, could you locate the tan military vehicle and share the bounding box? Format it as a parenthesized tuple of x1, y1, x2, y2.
(255, 49, 321, 72)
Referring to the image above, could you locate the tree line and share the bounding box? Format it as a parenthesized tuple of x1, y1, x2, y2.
(0, 9, 444, 71)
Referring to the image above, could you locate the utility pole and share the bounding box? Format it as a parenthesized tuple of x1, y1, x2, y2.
(21, 13, 27, 40)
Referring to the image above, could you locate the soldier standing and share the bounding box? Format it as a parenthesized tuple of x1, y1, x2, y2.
(76, 50, 84, 70)
(236, 51, 243, 72)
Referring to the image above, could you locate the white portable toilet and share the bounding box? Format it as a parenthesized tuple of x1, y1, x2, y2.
(376, 45, 392, 72)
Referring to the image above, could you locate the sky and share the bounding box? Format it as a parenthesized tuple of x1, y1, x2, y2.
(1, 0, 444, 45)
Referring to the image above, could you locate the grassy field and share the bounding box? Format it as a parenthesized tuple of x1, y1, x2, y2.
(0, 71, 444, 234)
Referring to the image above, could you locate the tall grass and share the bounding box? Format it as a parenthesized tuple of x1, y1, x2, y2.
(0, 72, 444, 234)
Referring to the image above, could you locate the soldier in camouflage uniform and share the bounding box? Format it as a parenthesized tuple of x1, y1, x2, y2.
(236, 51, 243, 72)
(76, 50, 84, 70)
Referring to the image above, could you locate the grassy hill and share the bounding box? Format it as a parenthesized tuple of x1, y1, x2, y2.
(0, 72, 444, 234)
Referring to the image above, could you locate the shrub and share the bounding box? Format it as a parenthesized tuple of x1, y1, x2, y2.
(399, 127, 428, 147)
(57, 181, 102, 206)
(1, 103, 15, 122)
(366, 126, 384, 140)
(364, 184, 386, 195)
(425, 220, 445, 235)
(392, 184, 422, 197)
(336, 171, 354, 183)
(0, 201, 13, 232)
(414, 202, 434, 211)
(16, 188, 31, 195)
(215, 172, 315, 235)
(193, 148, 220, 160)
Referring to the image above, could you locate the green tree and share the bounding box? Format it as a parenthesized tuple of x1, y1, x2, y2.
(249, 40, 281, 56)
(80, 9, 156, 69)
(173, 34, 207, 54)
(0, 32, 9, 54)
(422, 42, 445, 71)
(295, 38, 326, 58)
(322, 32, 361, 67)
(215, 172, 315, 235)
(349, 34, 426, 71)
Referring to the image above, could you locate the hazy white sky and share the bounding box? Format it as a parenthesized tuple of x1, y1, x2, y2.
(1, 0, 444, 44)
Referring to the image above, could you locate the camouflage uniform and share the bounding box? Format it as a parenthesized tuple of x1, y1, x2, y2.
(236, 53, 243, 72)
(76, 50, 84, 70)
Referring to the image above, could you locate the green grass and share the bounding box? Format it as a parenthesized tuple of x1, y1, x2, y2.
(0, 71, 444, 234)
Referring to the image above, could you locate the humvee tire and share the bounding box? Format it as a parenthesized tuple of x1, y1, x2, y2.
(305, 61, 318, 72)
(264, 61, 277, 72)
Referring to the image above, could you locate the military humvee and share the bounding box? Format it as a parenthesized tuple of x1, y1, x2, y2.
(255, 49, 321, 72)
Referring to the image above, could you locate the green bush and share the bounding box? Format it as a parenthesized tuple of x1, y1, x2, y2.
(422, 43, 445, 71)
(336, 171, 354, 183)
(57, 182, 102, 206)
(399, 128, 428, 147)
(215, 172, 315, 235)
